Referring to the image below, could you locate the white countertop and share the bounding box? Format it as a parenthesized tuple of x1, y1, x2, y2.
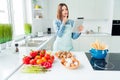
(80, 33, 111, 37)
(0, 48, 22, 80)
(8, 52, 120, 80)
(0, 34, 55, 80)
(1, 34, 120, 80)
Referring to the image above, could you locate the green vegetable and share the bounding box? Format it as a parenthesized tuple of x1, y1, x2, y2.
(0, 24, 12, 43)
(0, 24, 4, 43)
(22, 65, 49, 73)
(24, 23, 32, 35)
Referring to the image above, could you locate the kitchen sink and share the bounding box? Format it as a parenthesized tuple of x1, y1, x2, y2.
(18, 36, 49, 47)
(20, 40, 46, 47)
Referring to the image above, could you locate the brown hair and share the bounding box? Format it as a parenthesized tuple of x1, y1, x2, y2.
(57, 3, 69, 21)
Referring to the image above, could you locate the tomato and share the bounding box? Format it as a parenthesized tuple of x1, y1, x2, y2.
(42, 49, 46, 54)
(35, 55, 41, 60)
(30, 51, 38, 58)
(41, 62, 52, 69)
(51, 55, 55, 60)
(36, 59, 43, 65)
(45, 54, 50, 60)
(48, 59, 53, 64)
(23, 56, 31, 64)
(37, 50, 41, 54)
(40, 52, 45, 57)
(41, 57, 47, 62)
(30, 59, 36, 65)
(40, 49, 46, 57)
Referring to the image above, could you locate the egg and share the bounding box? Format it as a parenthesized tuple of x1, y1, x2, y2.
(71, 57, 76, 62)
(66, 58, 72, 63)
(66, 62, 71, 67)
(74, 61, 78, 66)
(70, 63, 74, 67)
(63, 62, 67, 66)
(61, 58, 65, 63)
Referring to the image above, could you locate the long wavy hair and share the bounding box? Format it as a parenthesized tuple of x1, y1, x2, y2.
(57, 3, 69, 21)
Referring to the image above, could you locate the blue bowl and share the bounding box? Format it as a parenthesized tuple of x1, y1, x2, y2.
(89, 48, 108, 59)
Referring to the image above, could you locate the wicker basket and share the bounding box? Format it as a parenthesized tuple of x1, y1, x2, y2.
(61, 58, 80, 69)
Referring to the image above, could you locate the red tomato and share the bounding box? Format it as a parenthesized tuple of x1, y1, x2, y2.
(45, 54, 50, 60)
(30, 51, 38, 58)
(51, 55, 55, 60)
(48, 59, 53, 64)
(23, 56, 31, 64)
(40, 53, 45, 57)
(36, 50, 41, 55)
(41, 49, 46, 54)
(41, 62, 52, 69)
(30, 59, 36, 65)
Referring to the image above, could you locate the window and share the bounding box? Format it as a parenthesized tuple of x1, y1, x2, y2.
(12, 0, 24, 36)
(0, 0, 9, 23)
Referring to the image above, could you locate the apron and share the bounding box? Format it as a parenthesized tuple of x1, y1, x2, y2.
(53, 24, 73, 51)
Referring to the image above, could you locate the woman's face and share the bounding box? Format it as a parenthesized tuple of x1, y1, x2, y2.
(62, 6, 68, 18)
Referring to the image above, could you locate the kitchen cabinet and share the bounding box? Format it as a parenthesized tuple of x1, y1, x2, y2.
(110, 36, 120, 53)
(72, 36, 96, 52)
(93, 0, 112, 20)
(113, 0, 120, 20)
(32, 0, 44, 19)
(48, 0, 112, 20)
(31, 0, 48, 35)
(0, 48, 22, 80)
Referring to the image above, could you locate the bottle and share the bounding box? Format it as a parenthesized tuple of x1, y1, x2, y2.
(47, 28, 51, 34)
(15, 43, 19, 53)
(98, 26, 101, 33)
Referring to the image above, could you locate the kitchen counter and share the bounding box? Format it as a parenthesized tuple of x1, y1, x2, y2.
(1, 34, 120, 80)
(80, 33, 111, 37)
(0, 34, 55, 80)
(0, 48, 22, 80)
(8, 52, 120, 80)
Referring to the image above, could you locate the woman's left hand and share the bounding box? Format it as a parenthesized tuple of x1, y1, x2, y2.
(78, 25, 84, 32)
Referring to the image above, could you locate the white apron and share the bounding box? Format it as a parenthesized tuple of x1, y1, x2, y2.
(53, 24, 73, 51)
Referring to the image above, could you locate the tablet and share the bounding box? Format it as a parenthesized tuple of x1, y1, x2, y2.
(72, 19, 84, 32)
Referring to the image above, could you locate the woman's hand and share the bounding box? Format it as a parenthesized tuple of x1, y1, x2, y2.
(78, 25, 84, 33)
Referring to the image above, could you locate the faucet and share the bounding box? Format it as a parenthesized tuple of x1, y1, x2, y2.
(24, 35, 31, 46)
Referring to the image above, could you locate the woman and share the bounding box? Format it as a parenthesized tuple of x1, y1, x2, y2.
(53, 3, 83, 51)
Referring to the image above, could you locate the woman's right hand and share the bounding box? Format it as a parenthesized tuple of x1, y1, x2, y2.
(78, 25, 84, 32)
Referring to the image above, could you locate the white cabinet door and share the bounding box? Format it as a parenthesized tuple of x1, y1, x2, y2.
(93, 0, 111, 20)
(72, 37, 96, 52)
(31, 0, 48, 34)
(110, 36, 120, 52)
(113, 0, 120, 20)
(48, 0, 111, 20)
(67, 0, 94, 19)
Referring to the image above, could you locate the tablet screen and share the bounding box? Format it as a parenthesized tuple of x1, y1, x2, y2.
(72, 19, 84, 32)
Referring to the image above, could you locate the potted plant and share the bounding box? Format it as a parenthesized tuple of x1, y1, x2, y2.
(24, 23, 32, 35)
